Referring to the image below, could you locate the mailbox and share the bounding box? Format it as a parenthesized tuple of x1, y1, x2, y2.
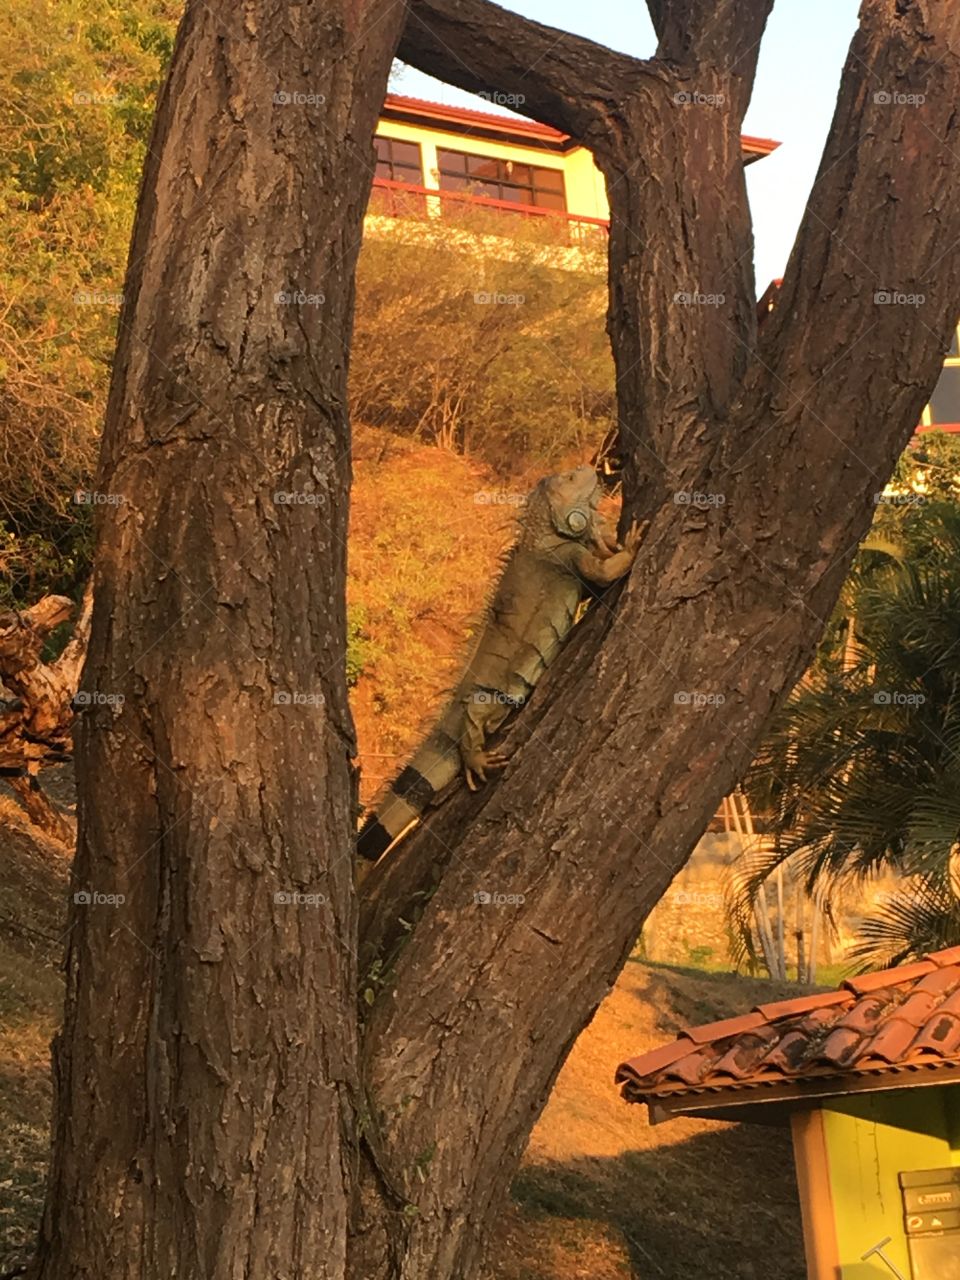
(899, 1168, 960, 1278)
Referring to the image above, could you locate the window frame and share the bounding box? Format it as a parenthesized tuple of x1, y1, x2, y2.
(435, 146, 568, 213)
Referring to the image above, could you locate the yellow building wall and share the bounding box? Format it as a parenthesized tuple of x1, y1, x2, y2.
(821, 1089, 960, 1279)
(374, 119, 609, 221)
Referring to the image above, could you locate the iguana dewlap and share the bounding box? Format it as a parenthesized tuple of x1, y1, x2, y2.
(356, 465, 640, 861)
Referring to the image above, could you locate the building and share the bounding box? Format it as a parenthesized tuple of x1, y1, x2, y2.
(616, 947, 960, 1279)
(371, 95, 960, 429)
(372, 93, 778, 241)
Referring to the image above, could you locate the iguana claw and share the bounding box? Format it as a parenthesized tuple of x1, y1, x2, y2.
(464, 749, 509, 790)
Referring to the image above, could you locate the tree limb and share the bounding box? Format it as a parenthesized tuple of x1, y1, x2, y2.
(399, 0, 650, 143)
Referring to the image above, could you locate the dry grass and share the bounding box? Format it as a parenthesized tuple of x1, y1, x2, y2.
(495, 962, 806, 1280)
(0, 439, 805, 1276)
(349, 425, 522, 805)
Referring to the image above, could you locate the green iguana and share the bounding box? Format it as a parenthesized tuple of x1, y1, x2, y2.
(356, 465, 641, 861)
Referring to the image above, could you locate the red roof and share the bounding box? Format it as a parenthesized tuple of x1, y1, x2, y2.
(383, 93, 779, 160)
(616, 947, 960, 1120)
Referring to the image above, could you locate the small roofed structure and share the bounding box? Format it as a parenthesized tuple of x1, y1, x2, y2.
(616, 947, 960, 1279)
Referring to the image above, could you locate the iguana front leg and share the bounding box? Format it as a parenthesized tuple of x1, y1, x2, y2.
(460, 695, 510, 790)
(574, 520, 644, 586)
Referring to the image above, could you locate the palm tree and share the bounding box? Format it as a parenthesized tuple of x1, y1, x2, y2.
(740, 482, 960, 968)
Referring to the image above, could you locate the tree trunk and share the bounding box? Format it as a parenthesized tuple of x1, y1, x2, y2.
(350, 1, 960, 1274)
(33, 2, 403, 1277)
(35, 0, 960, 1278)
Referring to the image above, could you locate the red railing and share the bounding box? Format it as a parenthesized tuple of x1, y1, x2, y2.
(369, 176, 610, 241)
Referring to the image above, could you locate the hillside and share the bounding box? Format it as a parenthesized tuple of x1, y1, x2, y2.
(0, 433, 805, 1276)
(0, 808, 804, 1276)
(495, 962, 805, 1280)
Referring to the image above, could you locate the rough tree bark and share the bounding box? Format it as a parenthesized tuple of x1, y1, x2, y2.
(34, 1, 960, 1279)
(352, 1, 960, 1276)
(32, 1, 404, 1277)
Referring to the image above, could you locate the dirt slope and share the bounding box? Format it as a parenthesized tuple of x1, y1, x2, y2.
(495, 962, 805, 1280)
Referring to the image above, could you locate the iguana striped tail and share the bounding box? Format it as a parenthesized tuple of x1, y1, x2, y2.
(357, 723, 462, 860)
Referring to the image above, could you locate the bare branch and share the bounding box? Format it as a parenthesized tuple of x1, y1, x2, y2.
(399, 0, 648, 142)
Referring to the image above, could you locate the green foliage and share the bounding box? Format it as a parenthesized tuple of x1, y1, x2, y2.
(0, 0, 178, 604)
(346, 603, 379, 687)
(351, 202, 613, 471)
(744, 450, 960, 966)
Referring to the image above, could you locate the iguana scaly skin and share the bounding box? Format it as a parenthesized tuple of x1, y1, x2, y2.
(356, 465, 641, 861)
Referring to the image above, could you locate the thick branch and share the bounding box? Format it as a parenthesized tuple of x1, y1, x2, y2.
(761, 0, 960, 442)
(399, 0, 647, 143)
(648, 0, 775, 113)
(357, 6, 960, 1278)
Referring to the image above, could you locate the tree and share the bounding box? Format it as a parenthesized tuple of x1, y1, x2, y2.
(742, 495, 960, 968)
(32, 2, 960, 1279)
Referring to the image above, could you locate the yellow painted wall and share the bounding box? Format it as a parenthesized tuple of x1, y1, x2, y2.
(822, 1089, 960, 1279)
(374, 119, 608, 221)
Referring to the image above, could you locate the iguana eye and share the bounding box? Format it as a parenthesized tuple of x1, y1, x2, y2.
(567, 510, 588, 533)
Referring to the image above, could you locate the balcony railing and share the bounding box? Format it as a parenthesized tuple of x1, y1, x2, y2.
(368, 176, 610, 245)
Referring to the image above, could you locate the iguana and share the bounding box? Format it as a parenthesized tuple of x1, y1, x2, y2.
(356, 465, 641, 861)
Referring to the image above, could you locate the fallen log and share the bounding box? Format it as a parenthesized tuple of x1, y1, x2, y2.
(0, 586, 91, 836)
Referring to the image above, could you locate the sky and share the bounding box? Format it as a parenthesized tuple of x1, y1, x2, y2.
(395, 0, 862, 290)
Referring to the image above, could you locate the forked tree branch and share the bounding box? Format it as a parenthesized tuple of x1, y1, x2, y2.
(399, 0, 652, 144)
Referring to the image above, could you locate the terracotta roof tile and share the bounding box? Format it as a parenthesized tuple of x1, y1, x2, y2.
(617, 953, 960, 1109)
(913, 1013, 960, 1057)
(835, 995, 888, 1033)
(914, 965, 960, 995)
(754, 990, 851, 1022)
(867, 1018, 923, 1063)
(711, 1027, 782, 1080)
(683, 1011, 767, 1045)
(817, 1026, 864, 1067)
(844, 960, 935, 995)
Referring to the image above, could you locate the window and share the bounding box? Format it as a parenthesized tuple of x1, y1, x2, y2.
(374, 136, 423, 185)
(926, 322, 960, 426)
(372, 136, 425, 215)
(436, 148, 567, 213)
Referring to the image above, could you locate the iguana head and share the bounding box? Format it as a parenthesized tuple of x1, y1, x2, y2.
(524, 465, 608, 551)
